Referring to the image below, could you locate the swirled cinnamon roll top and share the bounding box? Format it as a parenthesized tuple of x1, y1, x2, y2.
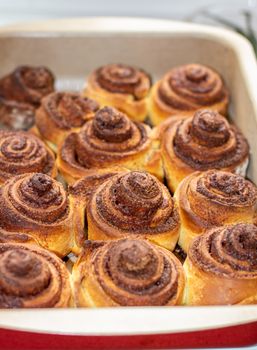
(0, 243, 71, 308)
(172, 110, 249, 171)
(157, 64, 228, 111)
(0, 66, 55, 130)
(60, 106, 151, 169)
(0, 66, 55, 106)
(36, 92, 99, 143)
(0, 173, 72, 256)
(178, 170, 257, 227)
(0, 173, 69, 229)
(0, 130, 56, 183)
(75, 239, 184, 306)
(189, 223, 257, 278)
(89, 63, 151, 100)
(88, 171, 179, 235)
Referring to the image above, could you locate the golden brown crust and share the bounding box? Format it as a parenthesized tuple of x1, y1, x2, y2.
(0, 173, 74, 257)
(57, 106, 163, 184)
(87, 171, 180, 250)
(0, 66, 55, 130)
(159, 110, 249, 192)
(149, 64, 229, 125)
(184, 224, 257, 305)
(175, 170, 257, 252)
(0, 243, 71, 308)
(0, 130, 57, 184)
(35, 92, 99, 148)
(73, 239, 185, 307)
(83, 64, 151, 122)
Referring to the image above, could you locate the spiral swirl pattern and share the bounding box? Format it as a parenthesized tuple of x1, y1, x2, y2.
(0, 173, 69, 228)
(173, 110, 249, 170)
(61, 106, 150, 169)
(0, 243, 71, 308)
(177, 170, 257, 242)
(17, 66, 54, 104)
(0, 66, 55, 106)
(94, 64, 151, 99)
(89, 171, 179, 234)
(39, 92, 99, 130)
(194, 170, 257, 207)
(0, 130, 55, 182)
(90, 239, 184, 306)
(189, 223, 257, 277)
(157, 64, 228, 110)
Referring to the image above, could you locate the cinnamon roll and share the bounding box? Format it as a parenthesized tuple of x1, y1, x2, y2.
(174, 170, 257, 253)
(0, 173, 74, 257)
(57, 106, 163, 184)
(0, 243, 71, 308)
(83, 63, 151, 122)
(149, 63, 229, 125)
(69, 167, 128, 254)
(0, 66, 55, 130)
(73, 239, 185, 307)
(159, 109, 249, 192)
(184, 223, 257, 305)
(0, 130, 57, 184)
(35, 92, 99, 151)
(87, 171, 180, 251)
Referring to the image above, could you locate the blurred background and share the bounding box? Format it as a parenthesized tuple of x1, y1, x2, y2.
(0, 0, 256, 56)
(0, 0, 255, 28)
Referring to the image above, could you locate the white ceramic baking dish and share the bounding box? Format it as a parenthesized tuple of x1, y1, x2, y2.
(0, 17, 257, 349)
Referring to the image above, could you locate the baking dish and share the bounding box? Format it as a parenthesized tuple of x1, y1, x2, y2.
(0, 17, 257, 349)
